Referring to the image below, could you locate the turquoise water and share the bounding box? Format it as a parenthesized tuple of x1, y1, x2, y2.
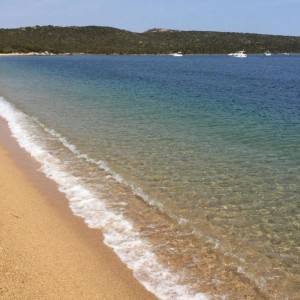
(0, 55, 299, 299)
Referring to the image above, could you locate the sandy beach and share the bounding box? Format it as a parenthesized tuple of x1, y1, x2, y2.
(0, 118, 156, 299)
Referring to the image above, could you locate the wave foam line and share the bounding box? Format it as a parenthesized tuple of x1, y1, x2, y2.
(32, 115, 165, 212)
(0, 96, 210, 300)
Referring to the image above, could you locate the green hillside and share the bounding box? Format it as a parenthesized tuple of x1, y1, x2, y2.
(0, 26, 299, 54)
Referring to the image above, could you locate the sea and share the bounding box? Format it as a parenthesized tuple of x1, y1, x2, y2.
(0, 54, 299, 300)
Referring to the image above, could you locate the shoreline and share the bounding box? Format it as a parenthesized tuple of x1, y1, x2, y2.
(0, 117, 157, 299)
(1, 52, 299, 57)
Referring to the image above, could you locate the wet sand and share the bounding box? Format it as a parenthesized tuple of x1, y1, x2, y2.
(0, 118, 156, 300)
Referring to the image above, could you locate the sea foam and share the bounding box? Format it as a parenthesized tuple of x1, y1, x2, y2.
(0, 96, 210, 300)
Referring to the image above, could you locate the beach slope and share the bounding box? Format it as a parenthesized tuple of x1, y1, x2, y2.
(0, 140, 156, 299)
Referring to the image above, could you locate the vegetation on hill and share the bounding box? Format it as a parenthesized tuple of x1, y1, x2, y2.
(0, 25, 299, 54)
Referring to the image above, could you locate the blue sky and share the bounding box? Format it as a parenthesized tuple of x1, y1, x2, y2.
(0, 0, 299, 36)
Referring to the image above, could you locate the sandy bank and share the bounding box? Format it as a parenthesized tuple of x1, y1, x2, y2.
(0, 118, 156, 299)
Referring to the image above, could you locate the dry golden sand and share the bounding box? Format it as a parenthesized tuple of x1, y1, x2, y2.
(0, 119, 156, 300)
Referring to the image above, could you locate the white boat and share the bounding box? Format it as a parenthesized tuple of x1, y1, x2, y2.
(264, 51, 271, 56)
(172, 52, 183, 57)
(229, 50, 247, 58)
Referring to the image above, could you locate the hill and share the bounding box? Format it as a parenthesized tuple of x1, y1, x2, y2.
(0, 25, 299, 54)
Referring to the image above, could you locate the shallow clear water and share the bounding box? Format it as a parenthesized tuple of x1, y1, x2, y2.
(0, 55, 299, 299)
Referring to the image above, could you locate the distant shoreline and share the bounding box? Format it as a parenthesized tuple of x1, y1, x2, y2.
(0, 52, 73, 56)
(1, 52, 299, 56)
(1, 26, 299, 55)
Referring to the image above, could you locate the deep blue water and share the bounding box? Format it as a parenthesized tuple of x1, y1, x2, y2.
(0, 54, 299, 299)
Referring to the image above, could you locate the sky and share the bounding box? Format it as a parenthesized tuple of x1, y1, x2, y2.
(0, 0, 299, 36)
